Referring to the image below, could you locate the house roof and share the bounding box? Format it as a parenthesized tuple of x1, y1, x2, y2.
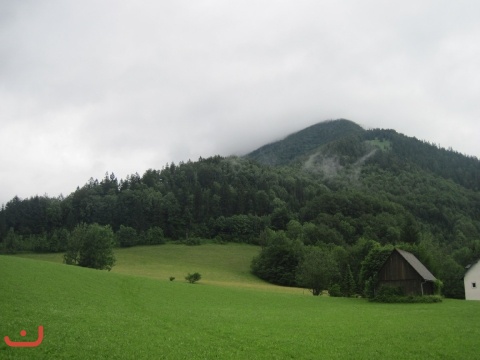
(465, 259, 480, 270)
(395, 249, 436, 281)
(465, 259, 480, 276)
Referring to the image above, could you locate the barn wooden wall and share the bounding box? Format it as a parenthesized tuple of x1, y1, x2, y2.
(377, 251, 434, 295)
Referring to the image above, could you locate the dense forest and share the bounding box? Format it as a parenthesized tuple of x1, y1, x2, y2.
(1, 119, 479, 298)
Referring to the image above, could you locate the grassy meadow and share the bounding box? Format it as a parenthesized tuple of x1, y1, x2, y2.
(14, 243, 297, 292)
(1, 244, 479, 359)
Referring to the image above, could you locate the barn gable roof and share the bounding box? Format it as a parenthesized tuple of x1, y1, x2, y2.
(395, 249, 436, 281)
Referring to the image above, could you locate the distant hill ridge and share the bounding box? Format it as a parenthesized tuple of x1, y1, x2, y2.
(246, 119, 480, 191)
(246, 119, 364, 166)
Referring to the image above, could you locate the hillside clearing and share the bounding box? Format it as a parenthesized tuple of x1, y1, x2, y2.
(14, 243, 302, 293)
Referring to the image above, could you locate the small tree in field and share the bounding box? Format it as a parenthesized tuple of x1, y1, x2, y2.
(185, 272, 201, 284)
(115, 225, 137, 247)
(146, 226, 165, 245)
(64, 223, 116, 271)
(296, 246, 340, 296)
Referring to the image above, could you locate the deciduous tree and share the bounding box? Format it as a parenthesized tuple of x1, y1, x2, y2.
(296, 246, 340, 296)
(64, 223, 116, 271)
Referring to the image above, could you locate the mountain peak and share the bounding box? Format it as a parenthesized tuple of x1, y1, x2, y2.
(246, 119, 480, 191)
(246, 119, 364, 166)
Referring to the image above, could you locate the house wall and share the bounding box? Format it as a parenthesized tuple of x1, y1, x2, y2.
(464, 261, 480, 301)
(377, 251, 434, 296)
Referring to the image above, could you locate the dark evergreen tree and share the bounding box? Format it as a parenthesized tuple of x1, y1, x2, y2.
(341, 265, 356, 297)
(3, 228, 20, 254)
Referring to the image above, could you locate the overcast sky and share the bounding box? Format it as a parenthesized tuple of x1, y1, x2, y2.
(1, 0, 479, 205)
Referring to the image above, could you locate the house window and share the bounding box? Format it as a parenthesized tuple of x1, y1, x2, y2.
(473, 282, 477, 289)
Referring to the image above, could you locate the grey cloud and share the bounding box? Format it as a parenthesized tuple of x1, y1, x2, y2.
(1, 0, 480, 205)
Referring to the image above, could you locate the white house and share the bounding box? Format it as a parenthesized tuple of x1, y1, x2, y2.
(464, 260, 480, 300)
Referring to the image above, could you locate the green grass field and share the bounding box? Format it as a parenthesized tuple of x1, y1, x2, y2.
(1, 244, 480, 359)
(14, 243, 298, 292)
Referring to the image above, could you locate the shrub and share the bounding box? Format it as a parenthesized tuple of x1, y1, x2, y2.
(183, 237, 203, 246)
(434, 279, 444, 295)
(185, 272, 201, 284)
(371, 285, 442, 303)
(116, 225, 137, 248)
(372, 295, 443, 304)
(359, 244, 393, 298)
(146, 227, 165, 245)
(169, 276, 175, 281)
(212, 236, 227, 245)
(375, 285, 404, 302)
(329, 284, 342, 297)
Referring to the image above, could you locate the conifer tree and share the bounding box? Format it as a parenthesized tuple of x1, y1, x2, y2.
(341, 265, 356, 297)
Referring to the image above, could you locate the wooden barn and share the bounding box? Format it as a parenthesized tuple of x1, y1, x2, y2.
(376, 248, 436, 296)
(464, 260, 480, 300)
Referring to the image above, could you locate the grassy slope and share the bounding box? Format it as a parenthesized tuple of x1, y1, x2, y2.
(1, 246, 480, 359)
(14, 244, 298, 292)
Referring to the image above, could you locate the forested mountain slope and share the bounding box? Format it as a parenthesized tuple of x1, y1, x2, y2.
(247, 119, 479, 190)
(246, 119, 364, 166)
(1, 119, 479, 298)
